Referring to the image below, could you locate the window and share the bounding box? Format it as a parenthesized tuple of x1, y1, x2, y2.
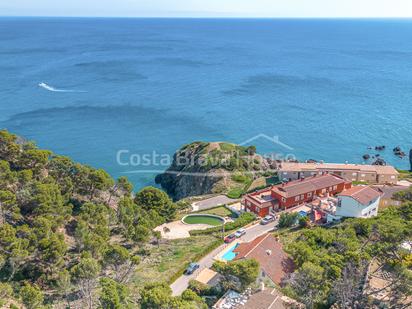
(308, 192, 312, 197)
(283, 172, 287, 175)
(329, 187, 332, 191)
(333, 185, 337, 190)
(247, 201, 251, 206)
(295, 196, 300, 202)
(361, 174, 365, 177)
(282, 197, 286, 203)
(337, 200, 342, 207)
(352, 172, 357, 176)
(391, 176, 396, 179)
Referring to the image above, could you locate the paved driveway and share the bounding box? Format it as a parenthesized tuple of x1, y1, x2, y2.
(170, 219, 278, 296)
(192, 195, 239, 211)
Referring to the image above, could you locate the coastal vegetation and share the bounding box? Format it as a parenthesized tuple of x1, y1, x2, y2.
(279, 202, 412, 308)
(155, 141, 277, 200)
(0, 130, 206, 308)
(212, 259, 260, 291)
(397, 169, 412, 181)
(197, 205, 235, 218)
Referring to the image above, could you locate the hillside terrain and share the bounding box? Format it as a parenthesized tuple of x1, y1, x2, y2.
(0, 130, 206, 308)
(155, 141, 276, 200)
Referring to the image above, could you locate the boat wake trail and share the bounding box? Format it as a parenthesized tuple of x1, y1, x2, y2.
(38, 82, 86, 93)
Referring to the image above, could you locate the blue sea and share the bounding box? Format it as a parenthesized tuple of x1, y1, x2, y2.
(1, 18, 411, 189)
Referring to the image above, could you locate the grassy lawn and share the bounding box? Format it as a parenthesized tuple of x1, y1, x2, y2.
(132, 235, 218, 290)
(398, 169, 412, 181)
(249, 177, 267, 191)
(227, 187, 245, 198)
(199, 205, 235, 218)
(183, 215, 224, 226)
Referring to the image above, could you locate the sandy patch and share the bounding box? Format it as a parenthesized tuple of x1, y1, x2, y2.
(154, 221, 214, 239)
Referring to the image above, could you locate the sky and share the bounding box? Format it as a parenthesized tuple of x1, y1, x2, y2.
(1, 0, 412, 18)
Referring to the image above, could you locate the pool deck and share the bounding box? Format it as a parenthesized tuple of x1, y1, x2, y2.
(214, 240, 243, 262)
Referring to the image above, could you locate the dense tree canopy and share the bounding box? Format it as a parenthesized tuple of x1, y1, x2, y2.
(284, 203, 412, 308)
(0, 130, 179, 307)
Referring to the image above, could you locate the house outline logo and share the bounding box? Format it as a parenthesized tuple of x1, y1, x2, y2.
(238, 134, 294, 151)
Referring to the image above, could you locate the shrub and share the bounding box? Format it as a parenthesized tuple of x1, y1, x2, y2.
(19, 283, 44, 309)
(212, 259, 260, 291)
(227, 188, 244, 199)
(278, 212, 299, 228)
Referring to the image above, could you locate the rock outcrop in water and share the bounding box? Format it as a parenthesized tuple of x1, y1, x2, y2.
(155, 141, 275, 200)
(410, 149, 412, 171)
(393, 146, 406, 158)
(372, 157, 387, 166)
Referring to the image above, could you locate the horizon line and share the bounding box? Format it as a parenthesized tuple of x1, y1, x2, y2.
(1, 15, 412, 20)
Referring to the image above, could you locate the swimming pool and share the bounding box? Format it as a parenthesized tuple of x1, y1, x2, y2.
(222, 243, 239, 261)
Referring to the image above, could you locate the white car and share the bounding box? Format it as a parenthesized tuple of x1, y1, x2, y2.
(234, 228, 246, 238)
(260, 215, 275, 225)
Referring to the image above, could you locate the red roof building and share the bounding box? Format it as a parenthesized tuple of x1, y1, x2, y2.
(242, 174, 351, 216)
(233, 234, 294, 285)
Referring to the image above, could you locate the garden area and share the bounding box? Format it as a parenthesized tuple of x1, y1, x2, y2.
(198, 205, 236, 218)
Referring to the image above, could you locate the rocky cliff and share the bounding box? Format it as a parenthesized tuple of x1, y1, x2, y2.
(155, 141, 275, 200)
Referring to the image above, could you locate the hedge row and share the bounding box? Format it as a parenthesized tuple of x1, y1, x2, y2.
(167, 238, 223, 284)
(189, 212, 256, 236)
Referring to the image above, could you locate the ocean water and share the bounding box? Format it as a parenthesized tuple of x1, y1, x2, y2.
(1, 17, 411, 189)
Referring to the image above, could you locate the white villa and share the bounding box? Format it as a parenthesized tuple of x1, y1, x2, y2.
(335, 186, 382, 219)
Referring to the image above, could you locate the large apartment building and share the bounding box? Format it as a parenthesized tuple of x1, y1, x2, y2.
(278, 162, 399, 184)
(242, 173, 351, 216)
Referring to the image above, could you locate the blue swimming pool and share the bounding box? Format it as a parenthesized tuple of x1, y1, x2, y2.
(222, 243, 239, 261)
(298, 210, 307, 217)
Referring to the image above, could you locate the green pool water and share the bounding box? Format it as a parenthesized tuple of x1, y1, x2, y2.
(183, 215, 224, 226)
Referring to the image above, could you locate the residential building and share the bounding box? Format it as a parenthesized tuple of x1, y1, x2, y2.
(233, 234, 294, 285)
(335, 186, 382, 218)
(242, 187, 277, 217)
(278, 162, 399, 184)
(194, 268, 222, 287)
(213, 287, 304, 309)
(242, 174, 351, 216)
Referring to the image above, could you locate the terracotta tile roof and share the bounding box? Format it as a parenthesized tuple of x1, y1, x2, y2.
(233, 234, 294, 285)
(278, 162, 399, 175)
(272, 174, 346, 198)
(238, 288, 285, 309)
(338, 186, 382, 205)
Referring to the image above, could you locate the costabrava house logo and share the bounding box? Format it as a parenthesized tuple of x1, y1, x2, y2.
(116, 134, 296, 178)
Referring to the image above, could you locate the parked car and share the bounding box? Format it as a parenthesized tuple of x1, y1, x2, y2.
(234, 228, 246, 238)
(224, 234, 236, 243)
(260, 215, 275, 225)
(184, 262, 199, 275)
